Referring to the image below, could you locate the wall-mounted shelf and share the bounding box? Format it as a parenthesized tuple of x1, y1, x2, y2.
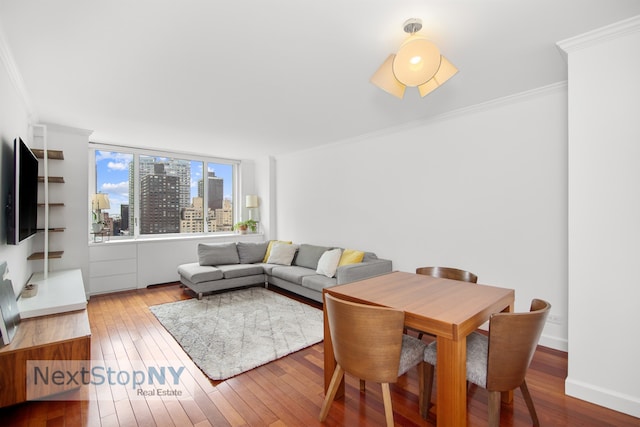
(38, 176, 64, 183)
(32, 149, 64, 160)
(27, 251, 64, 260)
(31, 125, 65, 268)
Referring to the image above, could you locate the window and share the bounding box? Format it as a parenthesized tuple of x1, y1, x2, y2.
(91, 145, 237, 240)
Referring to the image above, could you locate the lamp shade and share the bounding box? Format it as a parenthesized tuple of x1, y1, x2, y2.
(92, 193, 110, 210)
(370, 54, 406, 99)
(245, 195, 259, 208)
(370, 19, 457, 99)
(418, 55, 458, 97)
(393, 35, 441, 86)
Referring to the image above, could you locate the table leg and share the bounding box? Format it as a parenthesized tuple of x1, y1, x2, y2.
(323, 293, 344, 398)
(436, 335, 467, 427)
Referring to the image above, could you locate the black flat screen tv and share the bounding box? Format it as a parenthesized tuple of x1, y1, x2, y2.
(6, 137, 38, 245)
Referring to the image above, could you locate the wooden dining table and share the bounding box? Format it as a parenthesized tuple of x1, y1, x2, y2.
(323, 271, 515, 427)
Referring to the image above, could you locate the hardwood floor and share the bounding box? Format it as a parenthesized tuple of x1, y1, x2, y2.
(1, 283, 638, 426)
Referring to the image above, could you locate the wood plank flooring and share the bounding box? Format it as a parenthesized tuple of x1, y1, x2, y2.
(0, 283, 638, 426)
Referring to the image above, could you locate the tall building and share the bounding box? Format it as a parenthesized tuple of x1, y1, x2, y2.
(197, 171, 224, 211)
(165, 159, 191, 208)
(208, 171, 224, 211)
(138, 157, 190, 207)
(130, 157, 192, 233)
(139, 164, 180, 234)
(128, 160, 135, 233)
(120, 204, 129, 232)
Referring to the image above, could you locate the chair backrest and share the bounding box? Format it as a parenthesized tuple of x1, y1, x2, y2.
(324, 293, 405, 383)
(486, 298, 551, 391)
(415, 266, 478, 283)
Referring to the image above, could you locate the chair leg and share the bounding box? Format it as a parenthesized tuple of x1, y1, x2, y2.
(319, 364, 345, 422)
(488, 391, 501, 427)
(520, 379, 540, 427)
(359, 379, 365, 392)
(417, 361, 425, 416)
(417, 332, 424, 340)
(381, 383, 394, 427)
(420, 362, 434, 419)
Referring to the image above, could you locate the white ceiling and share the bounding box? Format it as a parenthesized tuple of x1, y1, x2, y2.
(1, 1, 640, 159)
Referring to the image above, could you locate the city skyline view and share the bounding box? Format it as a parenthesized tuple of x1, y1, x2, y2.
(95, 150, 234, 219)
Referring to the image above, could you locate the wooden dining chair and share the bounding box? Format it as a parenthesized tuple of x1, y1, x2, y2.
(421, 298, 551, 426)
(319, 293, 426, 427)
(412, 266, 478, 339)
(415, 266, 478, 283)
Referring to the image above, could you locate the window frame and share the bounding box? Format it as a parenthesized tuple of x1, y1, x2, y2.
(89, 142, 240, 241)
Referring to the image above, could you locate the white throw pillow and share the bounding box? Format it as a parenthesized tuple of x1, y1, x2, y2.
(266, 243, 298, 265)
(316, 248, 342, 278)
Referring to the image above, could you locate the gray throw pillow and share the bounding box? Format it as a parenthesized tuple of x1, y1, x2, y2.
(294, 244, 332, 270)
(198, 243, 240, 266)
(237, 241, 269, 264)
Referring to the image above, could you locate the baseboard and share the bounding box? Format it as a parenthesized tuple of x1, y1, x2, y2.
(538, 333, 567, 352)
(565, 377, 640, 418)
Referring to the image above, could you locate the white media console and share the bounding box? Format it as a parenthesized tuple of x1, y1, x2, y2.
(17, 269, 87, 318)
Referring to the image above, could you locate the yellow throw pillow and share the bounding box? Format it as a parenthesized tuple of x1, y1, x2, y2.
(338, 249, 365, 266)
(263, 240, 292, 263)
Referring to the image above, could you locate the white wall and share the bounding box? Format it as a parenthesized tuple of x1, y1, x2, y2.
(562, 17, 640, 417)
(275, 84, 569, 350)
(0, 31, 34, 296)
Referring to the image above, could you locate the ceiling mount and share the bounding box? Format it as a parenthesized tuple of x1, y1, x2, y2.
(403, 18, 422, 35)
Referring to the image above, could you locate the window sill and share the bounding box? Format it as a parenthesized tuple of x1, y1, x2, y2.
(88, 232, 264, 246)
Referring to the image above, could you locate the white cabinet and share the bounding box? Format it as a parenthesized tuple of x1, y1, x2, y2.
(89, 243, 137, 295)
(89, 234, 264, 295)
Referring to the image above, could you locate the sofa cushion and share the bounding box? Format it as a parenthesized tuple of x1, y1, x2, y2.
(301, 274, 338, 293)
(237, 241, 269, 264)
(259, 263, 279, 275)
(216, 264, 265, 279)
(338, 248, 365, 266)
(271, 266, 318, 285)
(266, 243, 298, 265)
(262, 240, 292, 263)
(198, 243, 240, 266)
(294, 244, 332, 270)
(316, 248, 342, 278)
(363, 252, 379, 262)
(178, 263, 223, 283)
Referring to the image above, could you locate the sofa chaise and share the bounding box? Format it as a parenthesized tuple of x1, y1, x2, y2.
(177, 241, 392, 302)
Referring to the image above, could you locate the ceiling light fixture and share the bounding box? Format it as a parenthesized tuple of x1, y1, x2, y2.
(370, 18, 458, 99)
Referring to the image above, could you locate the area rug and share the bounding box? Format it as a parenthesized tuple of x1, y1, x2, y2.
(149, 287, 323, 380)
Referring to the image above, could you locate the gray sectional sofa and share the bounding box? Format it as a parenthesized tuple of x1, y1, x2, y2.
(177, 241, 392, 302)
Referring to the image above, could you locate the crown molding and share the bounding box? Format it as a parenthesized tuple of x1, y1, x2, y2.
(0, 22, 37, 121)
(278, 81, 567, 159)
(557, 14, 640, 59)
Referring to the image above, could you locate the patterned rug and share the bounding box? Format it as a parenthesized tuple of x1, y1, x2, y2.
(150, 287, 324, 380)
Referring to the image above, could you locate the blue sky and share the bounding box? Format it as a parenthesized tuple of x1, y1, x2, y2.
(95, 150, 233, 217)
